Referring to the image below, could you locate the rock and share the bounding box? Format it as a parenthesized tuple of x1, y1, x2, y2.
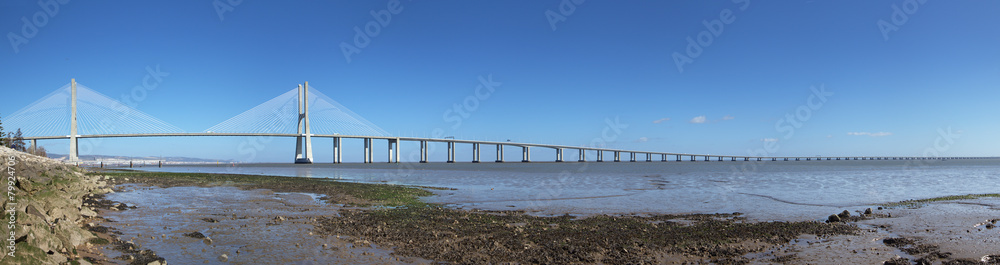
(838, 210, 851, 218)
(147, 261, 162, 265)
(183, 232, 206, 239)
(827, 214, 841, 223)
(218, 253, 228, 262)
(80, 207, 98, 218)
(864, 208, 873, 215)
(203, 237, 213, 245)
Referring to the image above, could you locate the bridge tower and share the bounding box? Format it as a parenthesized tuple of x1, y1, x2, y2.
(294, 82, 314, 164)
(69, 79, 79, 162)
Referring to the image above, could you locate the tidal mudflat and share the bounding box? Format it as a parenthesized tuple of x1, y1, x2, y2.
(85, 170, 1000, 264)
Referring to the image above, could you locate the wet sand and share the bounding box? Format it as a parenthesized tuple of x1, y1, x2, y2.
(89, 173, 1000, 264)
(95, 184, 432, 264)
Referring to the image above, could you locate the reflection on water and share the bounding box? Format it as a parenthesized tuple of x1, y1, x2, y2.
(134, 159, 1000, 221)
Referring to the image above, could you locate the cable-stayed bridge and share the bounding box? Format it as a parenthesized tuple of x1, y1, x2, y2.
(6, 80, 995, 164)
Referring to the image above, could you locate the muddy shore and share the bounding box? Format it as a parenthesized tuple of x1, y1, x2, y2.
(93, 170, 1000, 264)
(2, 146, 998, 264)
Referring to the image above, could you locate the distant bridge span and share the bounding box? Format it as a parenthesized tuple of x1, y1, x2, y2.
(18, 79, 998, 164)
(22, 132, 996, 164)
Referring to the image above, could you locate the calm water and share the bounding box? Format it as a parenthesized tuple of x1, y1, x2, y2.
(133, 159, 1000, 221)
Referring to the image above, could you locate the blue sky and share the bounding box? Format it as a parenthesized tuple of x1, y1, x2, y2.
(1, 1, 998, 162)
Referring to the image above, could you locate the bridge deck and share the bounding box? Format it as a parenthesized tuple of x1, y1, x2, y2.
(22, 133, 995, 161)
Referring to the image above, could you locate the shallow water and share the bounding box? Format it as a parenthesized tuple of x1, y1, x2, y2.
(100, 184, 412, 264)
(133, 159, 1000, 221)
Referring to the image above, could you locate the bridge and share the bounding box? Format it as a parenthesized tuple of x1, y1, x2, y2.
(8, 79, 995, 164)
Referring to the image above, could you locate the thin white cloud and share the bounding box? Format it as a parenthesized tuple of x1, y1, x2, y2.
(689, 116, 707, 124)
(847, 132, 893, 137)
(636, 137, 649, 143)
(722, 115, 735, 121)
(761, 138, 778, 142)
(652, 118, 671, 124)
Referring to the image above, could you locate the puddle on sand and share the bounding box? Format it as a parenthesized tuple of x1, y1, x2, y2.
(98, 184, 430, 264)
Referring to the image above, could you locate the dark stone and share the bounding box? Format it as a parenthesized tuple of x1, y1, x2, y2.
(827, 214, 841, 223)
(838, 210, 851, 218)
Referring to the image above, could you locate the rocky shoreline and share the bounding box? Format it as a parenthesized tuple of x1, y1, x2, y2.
(2, 145, 999, 264)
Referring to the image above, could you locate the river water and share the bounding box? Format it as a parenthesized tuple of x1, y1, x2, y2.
(132, 159, 1000, 221)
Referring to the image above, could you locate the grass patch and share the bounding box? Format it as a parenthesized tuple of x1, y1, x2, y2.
(87, 171, 434, 207)
(881, 193, 1000, 208)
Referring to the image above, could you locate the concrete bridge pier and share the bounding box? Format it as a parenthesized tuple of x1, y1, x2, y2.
(614, 151, 621, 162)
(555, 148, 563, 162)
(645, 153, 651, 162)
(419, 141, 428, 163)
(676, 155, 681, 162)
(629, 152, 636, 162)
(387, 139, 399, 163)
(332, 137, 342, 163)
(661, 154, 667, 162)
(578, 149, 586, 162)
(473, 143, 481, 163)
(690, 155, 696, 162)
(521, 146, 530, 162)
(450, 142, 456, 162)
(704, 156, 710, 162)
(495, 144, 504, 162)
(717, 156, 723, 161)
(363, 138, 372, 163)
(596, 151, 604, 162)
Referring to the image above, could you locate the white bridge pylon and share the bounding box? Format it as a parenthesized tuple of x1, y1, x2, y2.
(294, 82, 313, 164)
